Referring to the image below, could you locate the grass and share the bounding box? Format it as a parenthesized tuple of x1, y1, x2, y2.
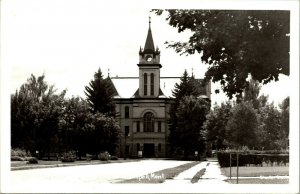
(191, 168, 206, 183)
(120, 161, 200, 184)
(225, 178, 289, 184)
(221, 166, 289, 177)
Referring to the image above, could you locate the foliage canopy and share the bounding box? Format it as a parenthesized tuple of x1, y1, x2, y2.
(154, 10, 289, 98)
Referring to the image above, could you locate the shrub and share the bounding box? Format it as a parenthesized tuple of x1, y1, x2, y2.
(216, 151, 289, 167)
(86, 154, 97, 161)
(11, 156, 24, 161)
(60, 151, 76, 162)
(110, 156, 118, 160)
(98, 151, 111, 161)
(26, 157, 38, 164)
(11, 148, 30, 158)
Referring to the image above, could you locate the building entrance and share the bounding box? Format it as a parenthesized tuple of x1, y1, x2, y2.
(143, 143, 155, 158)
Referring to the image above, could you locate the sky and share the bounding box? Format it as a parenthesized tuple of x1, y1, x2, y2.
(1, 0, 296, 106)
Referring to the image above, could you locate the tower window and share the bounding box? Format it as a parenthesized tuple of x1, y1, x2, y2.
(136, 121, 140, 132)
(137, 143, 140, 152)
(143, 112, 154, 132)
(125, 126, 129, 136)
(150, 73, 154, 95)
(125, 106, 129, 118)
(144, 73, 147, 95)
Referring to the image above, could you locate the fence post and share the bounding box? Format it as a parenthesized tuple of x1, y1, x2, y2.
(229, 152, 232, 179)
(236, 152, 239, 184)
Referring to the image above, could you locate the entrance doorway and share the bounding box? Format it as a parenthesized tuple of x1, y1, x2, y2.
(143, 143, 155, 158)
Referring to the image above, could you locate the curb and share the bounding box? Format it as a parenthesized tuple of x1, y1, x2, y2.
(11, 160, 138, 171)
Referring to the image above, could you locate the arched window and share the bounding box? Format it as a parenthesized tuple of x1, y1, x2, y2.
(150, 73, 154, 95)
(143, 112, 154, 132)
(144, 73, 147, 95)
(125, 106, 129, 118)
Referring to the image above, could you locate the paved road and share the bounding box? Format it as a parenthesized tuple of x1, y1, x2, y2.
(5, 159, 292, 193)
(8, 159, 191, 193)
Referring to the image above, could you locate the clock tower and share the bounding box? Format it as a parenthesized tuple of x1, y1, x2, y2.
(138, 18, 161, 98)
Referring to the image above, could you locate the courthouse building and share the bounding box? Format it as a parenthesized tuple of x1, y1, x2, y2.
(109, 21, 211, 158)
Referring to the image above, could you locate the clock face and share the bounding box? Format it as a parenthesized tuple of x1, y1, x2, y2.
(146, 55, 153, 62)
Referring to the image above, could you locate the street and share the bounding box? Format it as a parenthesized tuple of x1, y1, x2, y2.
(6, 159, 293, 193)
(8, 159, 191, 193)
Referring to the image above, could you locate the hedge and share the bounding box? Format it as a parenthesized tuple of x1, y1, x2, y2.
(217, 151, 289, 167)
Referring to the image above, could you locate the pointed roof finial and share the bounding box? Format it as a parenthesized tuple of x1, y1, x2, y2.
(108, 68, 110, 77)
(192, 68, 194, 77)
(144, 16, 155, 53)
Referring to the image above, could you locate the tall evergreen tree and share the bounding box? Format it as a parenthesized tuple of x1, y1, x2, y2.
(84, 68, 116, 116)
(176, 96, 210, 158)
(168, 70, 204, 155)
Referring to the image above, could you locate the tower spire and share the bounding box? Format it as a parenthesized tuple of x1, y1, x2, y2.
(144, 16, 155, 53)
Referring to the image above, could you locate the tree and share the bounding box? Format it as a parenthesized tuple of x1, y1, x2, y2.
(154, 10, 289, 98)
(60, 97, 121, 156)
(242, 78, 270, 111)
(278, 97, 289, 149)
(59, 97, 90, 157)
(84, 68, 116, 115)
(205, 102, 232, 150)
(257, 103, 282, 150)
(168, 70, 203, 152)
(11, 74, 66, 156)
(76, 112, 120, 155)
(226, 102, 259, 149)
(176, 96, 210, 158)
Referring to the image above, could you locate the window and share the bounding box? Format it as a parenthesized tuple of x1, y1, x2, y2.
(143, 112, 154, 132)
(137, 144, 140, 151)
(125, 106, 129, 118)
(158, 144, 161, 152)
(144, 73, 147, 95)
(125, 145, 129, 155)
(150, 73, 154, 95)
(136, 121, 140, 132)
(125, 126, 129, 137)
(158, 121, 161, 132)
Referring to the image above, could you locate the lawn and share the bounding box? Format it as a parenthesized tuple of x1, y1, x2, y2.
(120, 161, 200, 183)
(225, 178, 289, 184)
(221, 166, 289, 177)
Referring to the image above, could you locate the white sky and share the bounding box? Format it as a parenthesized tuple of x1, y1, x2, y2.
(1, 0, 294, 106)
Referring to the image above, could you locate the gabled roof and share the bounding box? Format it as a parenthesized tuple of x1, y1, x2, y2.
(110, 77, 210, 99)
(110, 77, 139, 99)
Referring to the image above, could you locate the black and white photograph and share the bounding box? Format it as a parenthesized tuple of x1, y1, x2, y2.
(0, 0, 299, 193)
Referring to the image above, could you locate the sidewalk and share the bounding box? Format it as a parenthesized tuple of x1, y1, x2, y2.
(164, 158, 228, 184)
(198, 159, 228, 184)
